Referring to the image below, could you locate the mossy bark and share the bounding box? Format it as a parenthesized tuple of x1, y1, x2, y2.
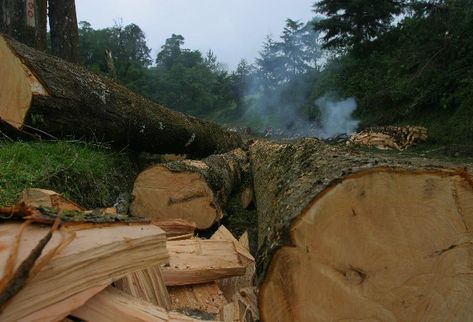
(2, 35, 242, 157)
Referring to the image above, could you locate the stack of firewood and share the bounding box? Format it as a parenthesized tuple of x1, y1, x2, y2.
(0, 189, 257, 321)
(347, 125, 428, 150)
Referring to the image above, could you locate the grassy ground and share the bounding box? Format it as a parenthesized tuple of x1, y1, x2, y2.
(0, 140, 137, 208)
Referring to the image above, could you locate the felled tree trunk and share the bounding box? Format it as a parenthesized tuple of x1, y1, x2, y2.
(48, 0, 80, 63)
(0, 0, 47, 50)
(250, 139, 473, 322)
(0, 34, 242, 157)
(130, 149, 247, 229)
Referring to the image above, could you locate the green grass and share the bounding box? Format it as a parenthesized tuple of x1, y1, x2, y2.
(0, 140, 137, 208)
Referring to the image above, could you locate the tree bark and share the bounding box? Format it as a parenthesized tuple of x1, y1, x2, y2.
(251, 138, 473, 322)
(130, 148, 248, 229)
(48, 0, 80, 63)
(0, 0, 47, 50)
(0, 34, 242, 157)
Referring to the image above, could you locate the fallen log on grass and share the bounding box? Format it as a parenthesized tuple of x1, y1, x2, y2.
(130, 149, 248, 229)
(0, 34, 242, 157)
(250, 138, 473, 322)
(0, 223, 168, 321)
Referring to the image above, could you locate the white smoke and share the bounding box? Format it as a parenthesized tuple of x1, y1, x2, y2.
(316, 96, 359, 139)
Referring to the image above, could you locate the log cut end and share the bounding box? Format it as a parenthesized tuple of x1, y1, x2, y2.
(130, 165, 221, 230)
(0, 34, 48, 130)
(260, 169, 473, 322)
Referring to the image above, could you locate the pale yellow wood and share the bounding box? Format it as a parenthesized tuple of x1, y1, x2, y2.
(153, 219, 197, 238)
(212, 226, 255, 302)
(163, 239, 247, 286)
(0, 35, 32, 129)
(219, 302, 237, 322)
(115, 265, 171, 310)
(260, 171, 473, 322)
(130, 166, 219, 229)
(0, 224, 168, 321)
(72, 286, 213, 322)
(238, 231, 250, 251)
(211, 226, 254, 265)
(232, 287, 258, 322)
(18, 285, 106, 322)
(168, 282, 228, 316)
(18, 188, 84, 211)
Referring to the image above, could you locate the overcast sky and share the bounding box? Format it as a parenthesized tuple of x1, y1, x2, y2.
(75, 0, 315, 70)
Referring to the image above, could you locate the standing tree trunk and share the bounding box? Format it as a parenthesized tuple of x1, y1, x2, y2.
(0, 0, 47, 50)
(251, 139, 473, 322)
(48, 0, 79, 63)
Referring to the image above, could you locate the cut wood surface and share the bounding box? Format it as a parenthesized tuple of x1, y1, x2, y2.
(17, 285, 106, 322)
(130, 149, 248, 229)
(0, 223, 168, 321)
(163, 239, 247, 286)
(251, 139, 473, 322)
(168, 282, 228, 317)
(18, 188, 84, 211)
(0, 34, 242, 157)
(153, 219, 197, 238)
(115, 265, 171, 310)
(72, 286, 213, 322)
(211, 227, 255, 302)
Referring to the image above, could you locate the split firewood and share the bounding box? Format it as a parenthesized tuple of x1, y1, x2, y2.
(71, 286, 215, 322)
(211, 226, 255, 302)
(168, 282, 228, 318)
(0, 223, 168, 321)
(219, 302, 237, 322)
(162, 239, 249, 286)
(232, 287, 259, 322)
(0, 202, 148, 226)
(251, 138, 473, 321)
(0, 34, 241, 157)
(115, 265, 171, 310)
(153, 219, 197, 238)
(130, 148, 248, 229)
(17, 285, 106, 322)
(18, 188, 84, 211)
(347, 125, 428, 150)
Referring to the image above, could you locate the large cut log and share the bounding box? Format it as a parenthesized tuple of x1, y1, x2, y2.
(0, 223, 168, 321)
(251, 138, 473, 322)
(130, 148, 248, 229)
(0, 34, 242, 157)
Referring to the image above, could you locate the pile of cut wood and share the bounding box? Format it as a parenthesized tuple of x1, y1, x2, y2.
(3, 34, 473, 322)
(347, 125, 428, 150)
(0, 189, 257, 322)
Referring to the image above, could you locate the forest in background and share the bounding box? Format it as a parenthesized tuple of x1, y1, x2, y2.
(77, 0, 473, 145)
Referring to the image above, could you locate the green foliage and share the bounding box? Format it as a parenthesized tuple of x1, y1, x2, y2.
(0, 141, 136, 208)
(314, 0, 473, 144)
(237, 19, 322, 130)
(79, 21, 151, 92)
(147, 34, 237, 119)
(313, 0, 405, 50)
